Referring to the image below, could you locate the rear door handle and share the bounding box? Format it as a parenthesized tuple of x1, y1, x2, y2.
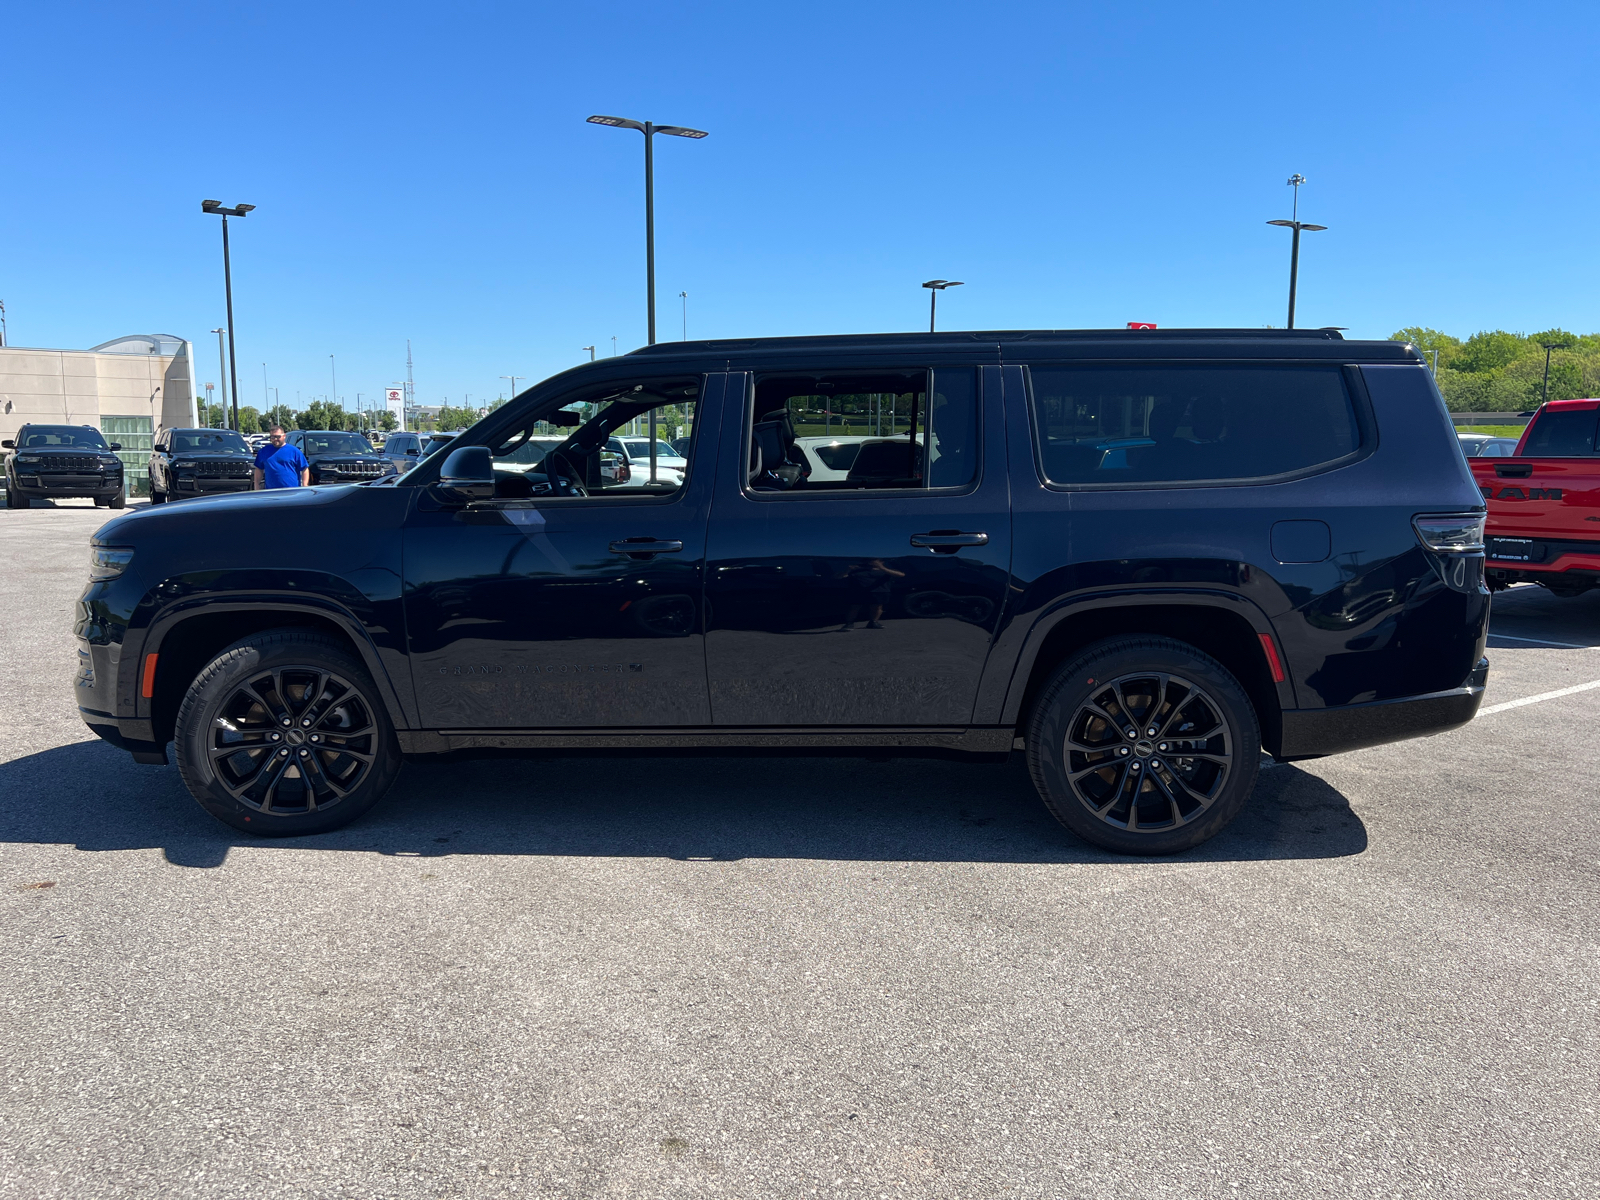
(909, 531, 988, 552)
(609, 538, 684, 558)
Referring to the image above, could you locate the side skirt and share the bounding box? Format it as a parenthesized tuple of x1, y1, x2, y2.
(398, 726, 1015, 757)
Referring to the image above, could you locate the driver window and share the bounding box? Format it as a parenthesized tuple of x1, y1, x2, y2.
(488, 378, 700, 501)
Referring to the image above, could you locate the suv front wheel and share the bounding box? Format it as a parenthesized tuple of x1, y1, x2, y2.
(174, 629, 401, 835)
(1026, 637, 1260, 855)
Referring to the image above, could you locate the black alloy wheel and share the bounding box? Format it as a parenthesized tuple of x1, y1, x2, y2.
(175, 629, 400, 835)
(1026, 637, 1260, 854)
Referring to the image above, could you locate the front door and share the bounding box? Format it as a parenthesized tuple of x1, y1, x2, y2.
(402, 373, 724, 729)
(703, 365, 1011, 726)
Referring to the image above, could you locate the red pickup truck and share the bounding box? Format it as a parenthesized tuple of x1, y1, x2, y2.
(1474, 398, 1600, 597)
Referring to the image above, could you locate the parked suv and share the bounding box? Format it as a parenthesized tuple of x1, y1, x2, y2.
(381, 432, 424, 474)
(77, 330, 1488, 852)
(284, 430, 398, 485)
(5, 424, 125, 508)
(148, 428, 254, 503)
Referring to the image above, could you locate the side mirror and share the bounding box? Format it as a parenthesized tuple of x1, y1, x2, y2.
(437, 445, 495, 502)
(1, 441, 13, 449)
(108, 443, 123, 452)
(406, 447, 419, 455)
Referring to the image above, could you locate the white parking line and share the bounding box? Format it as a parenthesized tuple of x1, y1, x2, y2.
(1487, 632, 1595, 649)
(1479, 679, 1600, 716)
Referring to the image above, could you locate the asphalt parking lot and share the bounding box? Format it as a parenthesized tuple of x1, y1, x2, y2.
(2, 500, 1596, 1200)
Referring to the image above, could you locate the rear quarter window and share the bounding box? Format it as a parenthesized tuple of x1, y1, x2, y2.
(1028, 364, 1360, 487)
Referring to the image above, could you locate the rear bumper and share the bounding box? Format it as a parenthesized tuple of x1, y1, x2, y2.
(1277, 658, 1489, 759)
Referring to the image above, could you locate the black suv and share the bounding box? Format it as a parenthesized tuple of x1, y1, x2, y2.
(148, 428, 254, 503)
(5, 424, 126, 508)
(284, 430, 398, 485)
(76, 330, 1489, 852)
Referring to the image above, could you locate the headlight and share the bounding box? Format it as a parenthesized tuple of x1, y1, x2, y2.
(1413, 513, 1485, 553)
(17, 455, 39, 463)
(89, 547, 134, 580)
(172, 460, 197, 469)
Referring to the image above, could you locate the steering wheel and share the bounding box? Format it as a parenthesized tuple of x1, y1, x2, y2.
(541, 450, 588, 498)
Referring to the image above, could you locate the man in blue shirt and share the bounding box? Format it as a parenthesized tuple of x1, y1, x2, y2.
(253, 425, 310, 490)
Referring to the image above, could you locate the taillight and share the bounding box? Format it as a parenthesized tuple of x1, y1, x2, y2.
(1413, 513, 1485, 553)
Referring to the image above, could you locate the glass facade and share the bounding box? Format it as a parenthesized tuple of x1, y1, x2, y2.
(102, 415, 153, 495)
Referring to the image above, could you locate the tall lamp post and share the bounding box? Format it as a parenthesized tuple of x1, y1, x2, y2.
(582, 346, 596, 362)
(1541, 342, 1570, 406)
(201, 200, 255, 430)
(922, 280, 964, 332)
(500, 375, 524, 402)
(1266, 175, 1325, 330)
(586, 115, 709, 345)
(209, 328, 228, 427)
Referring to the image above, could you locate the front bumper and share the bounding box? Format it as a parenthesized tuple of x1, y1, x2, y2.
(12, 474, 123, 499)
(1277, 657, 1490, 759)
(171, 476, 252, 496)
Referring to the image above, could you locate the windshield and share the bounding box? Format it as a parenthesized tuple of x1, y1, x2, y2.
(171, 430, 250, 454)
(19, 426, 109, 450)
(300, 433, 374, 456)
(623, 439, 680, 460)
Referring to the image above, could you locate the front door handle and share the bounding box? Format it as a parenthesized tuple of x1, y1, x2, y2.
(910, 531, 988, 553)
(610, 538, 684, 559)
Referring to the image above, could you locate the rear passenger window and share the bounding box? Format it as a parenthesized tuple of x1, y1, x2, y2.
(1520, 409, 1599, 456)
(1028, 365, 1360, 486)
(748, 368, 978, 493)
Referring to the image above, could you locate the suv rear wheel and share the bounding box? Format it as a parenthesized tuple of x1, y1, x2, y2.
(174, 629, 401, 836)
(1026, 637, 1260, 854)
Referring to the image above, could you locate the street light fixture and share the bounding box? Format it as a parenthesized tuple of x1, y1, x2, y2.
(582, 346, 596, 362)
(1541, 342, 1570, 406)
(500, 375, 524, 401)
(922, 280, 964, 333)
(200, 200, 255, 430)
(586, 115, 709, 345)
(1265, 174, 1325, 330)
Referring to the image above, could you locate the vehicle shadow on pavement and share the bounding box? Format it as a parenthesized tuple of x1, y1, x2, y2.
(1, 740, 1367, 869)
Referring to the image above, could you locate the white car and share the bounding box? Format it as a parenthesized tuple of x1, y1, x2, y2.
(607, 436, 688, 482)
(495, 436, 680, 490)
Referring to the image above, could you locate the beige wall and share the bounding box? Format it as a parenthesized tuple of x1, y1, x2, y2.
(0, 341, 196, 442)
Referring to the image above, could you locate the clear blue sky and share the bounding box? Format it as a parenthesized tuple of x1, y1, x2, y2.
(3, 1, 1596, 411)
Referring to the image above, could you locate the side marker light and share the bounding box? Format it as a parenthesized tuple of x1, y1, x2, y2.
(1257, 634, 1286, 684)
(141, 654, 159, 699)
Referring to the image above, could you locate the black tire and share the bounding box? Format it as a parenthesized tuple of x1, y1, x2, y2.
(1025, 637, 1260, 855)
(174, 629, 401, 836)
(149, 483, 166, 504)
(108, 488, 125, 509)
(94, 496, 109, 507)
(7, 487, 28, 509)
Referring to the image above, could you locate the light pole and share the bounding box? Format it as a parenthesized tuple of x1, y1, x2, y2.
(1266, 175, 1326, 330)
(203, 382, 215, 428)
(329, 355, 338, 426)
(611, 336, 617, 357)
(210, 328, 228, 430)
(582, 345, 596, 362)
(922, 280, 964, 333)
(586, 115, 709, 345)
(500, 375, 523, 401)
(679, 291, 688, 340)
(1541, 342, 1570, 405)
(201, 200, 255, 430)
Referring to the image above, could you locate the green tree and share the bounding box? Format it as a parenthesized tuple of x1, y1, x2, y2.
(1390, 327, 1463, 369)
(298, 400, 346, 430)
(201, 403, 227, 427)
(1453, 330, 1530, 374)
(376, 409, 398, 432)
(262, 404, 297, 431)
(434, 405, 480, 432)
(236, 406, 262, 434)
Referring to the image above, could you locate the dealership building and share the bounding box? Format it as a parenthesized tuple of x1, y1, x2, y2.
(0, 334, 198, 495)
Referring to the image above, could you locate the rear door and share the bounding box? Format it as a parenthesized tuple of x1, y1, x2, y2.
(702, 364, 1011, 726)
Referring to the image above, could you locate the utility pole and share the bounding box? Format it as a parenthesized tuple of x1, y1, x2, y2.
(583, 345, 596, 361)
(0, 299, 7, 346)
(500, 375, 523, 401)
(680, 291, 688, 340)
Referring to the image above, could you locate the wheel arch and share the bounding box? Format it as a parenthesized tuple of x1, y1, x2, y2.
(1002, 591, 1292, 758)
(140, 599, 408, 747)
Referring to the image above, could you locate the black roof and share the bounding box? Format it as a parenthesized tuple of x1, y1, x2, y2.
(630, 327, 1354, 358)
